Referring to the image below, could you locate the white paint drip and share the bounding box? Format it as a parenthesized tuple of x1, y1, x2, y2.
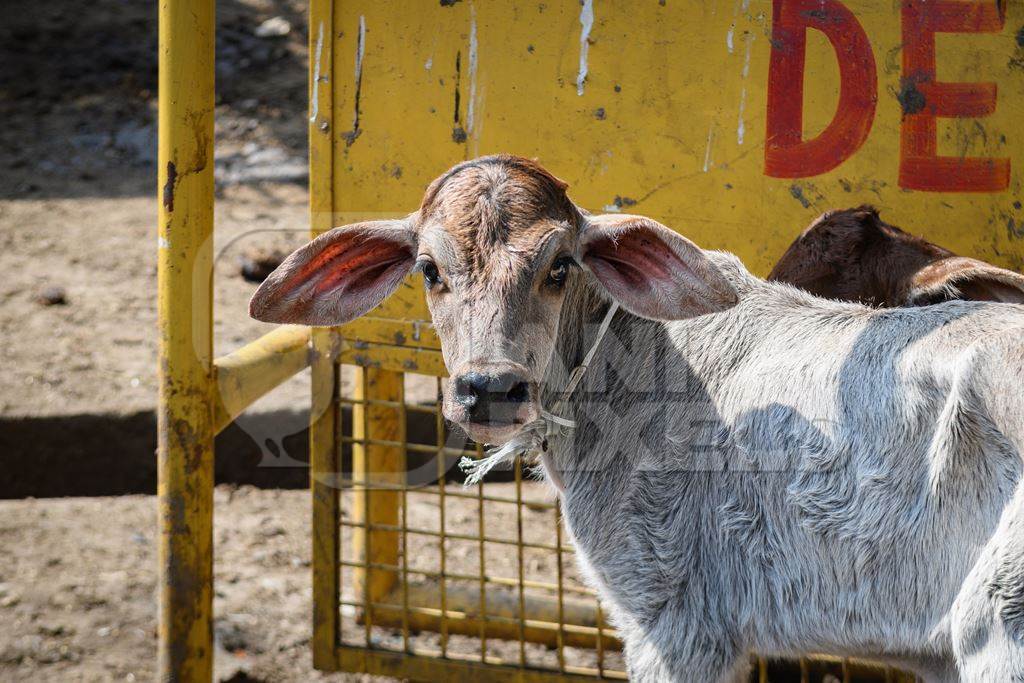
(737, 88, 747, 145)
(467, 8, 478, 134)
(158, 236, 171, 249)
(308, 21, 324, 123)
(351, 16, 366, 130)
(355, 16, 366, 87)
(741, 33, 753, 79)
(576, 0, 594, 96)
(703, 126, 714, 172)
(737, 34, 753, 145)
(726, 25, 734, 53)
(602, 204, 621, 213)
(424, 57, 433, 71)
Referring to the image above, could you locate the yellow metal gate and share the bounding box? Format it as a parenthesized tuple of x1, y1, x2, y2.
(157, 0, 1024, 680)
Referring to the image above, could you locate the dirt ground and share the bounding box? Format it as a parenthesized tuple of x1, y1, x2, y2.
(0, 0, 319, 420)
(0, 483, 620, 682)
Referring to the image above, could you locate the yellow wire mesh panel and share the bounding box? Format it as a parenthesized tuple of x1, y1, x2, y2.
(337, 369, 626, 679)
(312, 363, 920, 683)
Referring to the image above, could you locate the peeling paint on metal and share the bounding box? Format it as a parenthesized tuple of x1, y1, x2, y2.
(703, 125, 715, 172)
(424, 56, 433, 70)
(737, 88, 747, 145)
(741, 34, 753, 79)
(162, 161, 178, 212)
(452, 51, 467, 143)
(737, 34, 753, 145)
(309, 21, 324, 123)
(343, 16, 366, 146)
(159, 236, 171, 249)
(727, 25, 735, 53)
(789, 184, 811, 208)
(576, 0, 594, 96)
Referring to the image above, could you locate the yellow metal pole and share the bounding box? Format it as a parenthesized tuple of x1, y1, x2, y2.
(157, 0, 215, 679)
(351, 368, 404, 624)
(310, 330, 340, 667)
(212, 325, 311, 434)
(308, 0, 338, 667)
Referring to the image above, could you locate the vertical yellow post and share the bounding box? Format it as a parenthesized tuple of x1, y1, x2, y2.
(310, 330, 340, 666)
(308, 0, 338, 668)
(351, 368, 404, 620)
(157, 0, 215, 680)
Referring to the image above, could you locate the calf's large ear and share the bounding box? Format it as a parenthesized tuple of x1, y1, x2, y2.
(249, 219, 417, 325)
(909, 257, 1024, 305)
(581, 214, 738, 320)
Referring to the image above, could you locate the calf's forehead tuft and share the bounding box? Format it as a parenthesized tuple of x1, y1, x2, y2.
(417, 155, 579, 253)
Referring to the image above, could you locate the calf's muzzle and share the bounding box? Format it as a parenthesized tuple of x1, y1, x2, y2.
(453, 370, 532, 424)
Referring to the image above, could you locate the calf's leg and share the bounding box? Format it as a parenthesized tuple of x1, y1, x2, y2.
(623, 633, 747, 683)
(951, 489, 1024, 681)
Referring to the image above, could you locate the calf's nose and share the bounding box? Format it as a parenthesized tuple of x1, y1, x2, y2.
(453, 371, 531, 422)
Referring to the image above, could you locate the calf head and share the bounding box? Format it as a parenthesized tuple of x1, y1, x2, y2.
(768, 206, 1024, 307)
(250, 155, 737, 445)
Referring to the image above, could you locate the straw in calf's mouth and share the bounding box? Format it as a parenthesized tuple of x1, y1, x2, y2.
(459, 303, 620, 487)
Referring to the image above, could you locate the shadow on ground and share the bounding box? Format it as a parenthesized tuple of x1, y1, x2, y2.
(0, 407, 513, 499)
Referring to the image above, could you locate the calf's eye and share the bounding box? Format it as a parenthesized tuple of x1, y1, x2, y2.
(546, 256, 575, 287)
(419, 260, 442, 289)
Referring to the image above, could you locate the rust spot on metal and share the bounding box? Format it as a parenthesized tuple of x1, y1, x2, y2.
(163, 161, 178, 212)
(394, 331, 406, 345)
(452, 51, 467, 143)
(1008, 217, 1024, 239)
(343, 17, 365, 147)
(801, 8, 830, 21)
(440, 0, 461, 5)
(789, 184, 811, 208)
(594, 107, 606, 120)
(898, 72, 928, 115)
(612, 195, 636, 209)
(402, 359, 418, 370)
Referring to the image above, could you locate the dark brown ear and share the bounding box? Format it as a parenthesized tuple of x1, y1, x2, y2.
(908, 257, 1024, 305)
(582, 214, 738, 320)
(767, 206, 884, 294)
(249, 220, 417, 325)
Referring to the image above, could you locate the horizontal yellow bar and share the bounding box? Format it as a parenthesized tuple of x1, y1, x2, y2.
(340, 316, 441, 350)
(340, 519, 575, 554)
(212, 325, 311, 433)
(339, 435, 473, 457)
(338, 395, 441, 414)
(334, 645, 625, 682)
(340, 560, 595, 598)
(339, 341, 447, 376)
(354, 582, 620, 651)
(342, 479, 560, 510)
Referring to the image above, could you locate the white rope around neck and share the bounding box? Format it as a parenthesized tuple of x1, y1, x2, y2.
(459, 302, 620, 486)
